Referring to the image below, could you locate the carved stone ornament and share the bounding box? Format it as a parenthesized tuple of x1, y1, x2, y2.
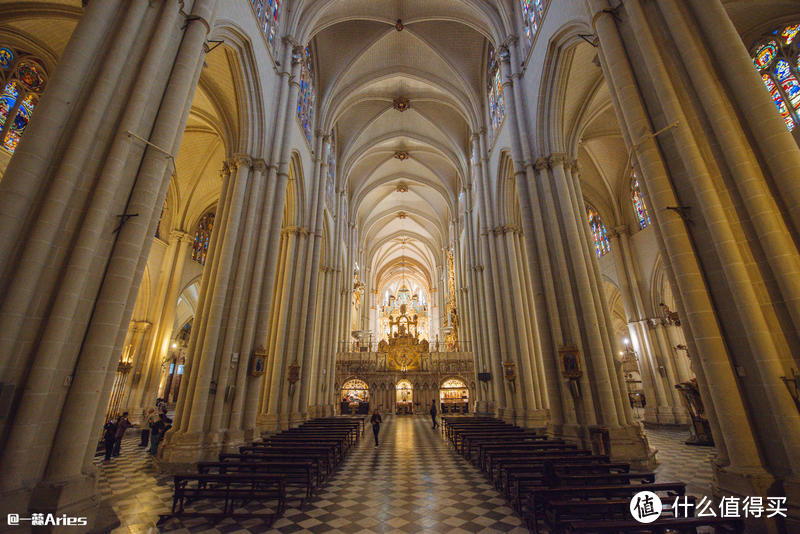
(397, 211, 407, 219)
(395, 18, 404, 32)
(394, 151, 409, 161)
(396, 183, 409, 192)
(393, 97, 410, 112)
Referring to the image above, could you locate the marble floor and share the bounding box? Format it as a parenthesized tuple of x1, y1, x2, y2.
(94, 417, 716, 533)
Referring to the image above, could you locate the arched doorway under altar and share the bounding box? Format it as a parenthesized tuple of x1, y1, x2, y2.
(396, 379, 413, 415)
(340, 378, 370, 414)
(439, 378, 469, 414)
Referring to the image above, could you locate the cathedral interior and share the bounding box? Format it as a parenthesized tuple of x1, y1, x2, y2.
(0, 1, 799, 533)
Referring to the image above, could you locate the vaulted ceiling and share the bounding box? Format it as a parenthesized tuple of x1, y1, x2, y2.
(298, 0, 502, 293)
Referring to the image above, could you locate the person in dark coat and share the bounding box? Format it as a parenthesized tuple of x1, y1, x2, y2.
(148, 412, 173, 455)
(102, 417, 118, 461)
(370, 408, 382, 448)
(430, 400, 438, 429)
(112, 412, 132, 457)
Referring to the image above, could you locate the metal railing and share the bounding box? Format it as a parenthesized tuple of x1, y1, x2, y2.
(336, 339, 473, 354)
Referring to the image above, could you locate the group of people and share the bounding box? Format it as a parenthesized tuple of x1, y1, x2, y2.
(101, 398, 172, 461)
(102, 412, 132, 461)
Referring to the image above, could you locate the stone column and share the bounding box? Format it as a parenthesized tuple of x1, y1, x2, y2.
(0, 1, 219, 526)
(134, 229, 193, 413)
(588, 0, 795, 516)
(122, 320, 152, 417)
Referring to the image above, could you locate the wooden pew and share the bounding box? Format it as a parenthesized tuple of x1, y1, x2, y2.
(527, 482, 687, 533)
(566, 516, 743, 533)
(163, 473, 286, 523)
(200, 459, 317, 501)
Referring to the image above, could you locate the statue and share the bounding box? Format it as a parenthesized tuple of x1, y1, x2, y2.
(675, 378, 713, 446)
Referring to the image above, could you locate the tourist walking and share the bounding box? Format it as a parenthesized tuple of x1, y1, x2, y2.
(370, 408, 382, 448)
(102, 417, 117, 461)
(430, 400, 438, 430)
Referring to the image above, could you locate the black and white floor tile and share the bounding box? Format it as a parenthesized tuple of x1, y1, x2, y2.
(93, 417, 716, 533)
(646, 426, 716, 498)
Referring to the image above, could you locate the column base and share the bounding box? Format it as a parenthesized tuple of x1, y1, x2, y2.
(549, 423, 655, 470)
(474, 400, 490, 415)
(257, 413, 280, 434)
(156, 430, 226, 469)
(713, 464, 789, 534)
(643, 405, 690, 425)
(1, 474, 120, 534)
(516, 409, 550, 430)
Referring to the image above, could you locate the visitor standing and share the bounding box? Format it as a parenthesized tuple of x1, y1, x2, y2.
(140, 407, 154, 446)
(112, 412, 132, 457)
(102, 417, 118, 461)
(430, 400, 438, 429)
(370, 408, 382, 448)
(148, 413, 165, 455)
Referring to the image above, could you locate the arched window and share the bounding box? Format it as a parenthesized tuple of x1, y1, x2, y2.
(251, 0, 281, 51)
(520, 0, 548, 46)
(296, 46, 315, 144)
(631, 175, 650, 230)
(192, 212, 214, 266)
(586, 204, 611, 257)
(326, 132, 336, 210)
(0, 46, 47, 154)
(488, 44, 505, 140)
(751, 23, 800, 131)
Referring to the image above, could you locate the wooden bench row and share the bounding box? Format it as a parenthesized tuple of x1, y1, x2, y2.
(441, 415, 743, 534)
(160, 416, 366, 526)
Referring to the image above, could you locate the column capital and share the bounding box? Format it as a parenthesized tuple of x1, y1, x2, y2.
(611, 224, 630, 238)
(534, 157, 549, 171)
(547, 153, 567, 167)
(232, 154, 253, 169)
(131, 320, 152, 333)
(252, 158, 268, 173)
(170, 229, 193, 243)
(221, 160, 233, 176)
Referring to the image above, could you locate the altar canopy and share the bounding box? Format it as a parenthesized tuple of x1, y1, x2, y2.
(379, 283, 429, 341)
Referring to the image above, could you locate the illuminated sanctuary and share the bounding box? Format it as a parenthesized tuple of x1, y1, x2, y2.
(0, 1, 798, 532)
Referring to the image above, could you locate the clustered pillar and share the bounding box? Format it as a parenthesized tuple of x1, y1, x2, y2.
(0, 0, 219, 526)
(588, 0, 800, 527)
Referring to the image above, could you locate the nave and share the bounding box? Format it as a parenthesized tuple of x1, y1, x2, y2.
(97, 417, 712, 533)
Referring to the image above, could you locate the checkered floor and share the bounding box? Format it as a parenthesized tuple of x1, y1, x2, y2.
(94, 418, 716, 533)
(646, 426, 716, 498)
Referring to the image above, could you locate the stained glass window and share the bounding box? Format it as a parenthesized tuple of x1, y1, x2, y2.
(520, 0, 547, 46)
(0, 48, 46, 154)
(586, 205, 611, 257)
(488, 45, 505, 139)
(296, 46, 314, 144)
(752, 24, 800, 131)
(631, 176, 650, 230)
(192, 212, 215, 266)
(250, 0, 281, 51)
